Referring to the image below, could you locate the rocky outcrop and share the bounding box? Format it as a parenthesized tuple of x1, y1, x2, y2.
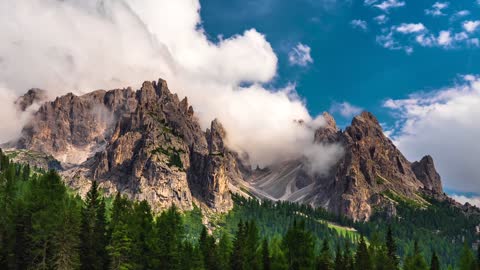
(248, 111, 444, 221)
(411, 155, 443, 194)
(11, 79, 448, 220)
(13, 79, 242, 213)
(15, 88, 48, 111)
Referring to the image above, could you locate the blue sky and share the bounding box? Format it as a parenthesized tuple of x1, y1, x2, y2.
(2, 0, 480, 202)
(199, 0, 480, 198)
(200, 0, 480, 126)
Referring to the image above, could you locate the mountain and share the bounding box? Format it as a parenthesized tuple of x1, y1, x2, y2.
(246, 111, 446, 220)
(4, 78, 459, 220)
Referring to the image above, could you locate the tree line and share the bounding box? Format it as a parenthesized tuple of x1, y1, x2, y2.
(1, 149, 480, 270)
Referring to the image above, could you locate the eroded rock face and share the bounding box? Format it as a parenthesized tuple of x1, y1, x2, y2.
(248, 111, 445, 221)
(15, 88, 48, 112)
(14, 79, 241, 213)
(411, 155, 443, 194)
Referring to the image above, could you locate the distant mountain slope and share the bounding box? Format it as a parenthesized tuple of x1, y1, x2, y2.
(6, 78, 472, 221)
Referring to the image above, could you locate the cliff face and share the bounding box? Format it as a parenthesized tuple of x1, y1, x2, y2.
(11, 79, 446, 220)
(248, 112, 444, 221)
(13, 79, 241, 213)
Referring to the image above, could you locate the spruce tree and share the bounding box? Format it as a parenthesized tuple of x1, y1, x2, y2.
(231, 221, 247, 270)
(218, 232, 233, 270)
(385, 225, 399, 269)
(459, 242, 475, 270)
(262, 238, 271, 270)
(80, 181, 107, 270)
(334, 244, 344, 270)
(354, 235, 372, 270)
(430, 251, 440, 270)
(282, 220, 315, 270)
(317, 238, 333, 270)
(403, 240, 428, 270)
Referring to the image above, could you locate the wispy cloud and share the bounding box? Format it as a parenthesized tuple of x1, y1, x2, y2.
(374, 14, 388, 24)
(425, 2, 449, 17)
(364, 0, 378, 5)
(463, 20, 480, 33)
(330, 102, 363, 118)
(450, 10, 470, 21)
(351, 19, 368, 31)
(374, 0, 405, 12)
(288, 43, 314, 67)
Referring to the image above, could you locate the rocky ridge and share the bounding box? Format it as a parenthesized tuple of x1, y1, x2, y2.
(7, 78, 461, 220)
(12, 79, 242, 213)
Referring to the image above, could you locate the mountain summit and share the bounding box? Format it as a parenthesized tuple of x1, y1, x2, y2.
(8, 79, 447, 220)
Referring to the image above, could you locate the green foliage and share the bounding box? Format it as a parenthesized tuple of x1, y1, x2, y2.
(1, 150, 480, 270)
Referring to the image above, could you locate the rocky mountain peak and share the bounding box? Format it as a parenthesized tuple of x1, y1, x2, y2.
(314, 112, 340, 144)
(412, 155, 443, 194)
(15, 88, 48, 111)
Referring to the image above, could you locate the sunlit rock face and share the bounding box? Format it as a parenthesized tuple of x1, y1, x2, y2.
(12, 79, 242, 213)
(11, 79, 445, 220)
(247, 112, 445, 221)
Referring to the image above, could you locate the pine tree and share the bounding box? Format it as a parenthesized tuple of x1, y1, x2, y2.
(317, 238, 333, 270)
(334, 244, 344, 270)
(385, 225, 399, 270)
(283, 220, 315, 270)
(262, 238, 271, 270)
(218, 232, 233, 270)
(459, 242, 475, 270)
(343, 241, 354, 270)
(430, 251, 440, 270)
(354, 235, 372, 270)
(52, 198, 81, 270)
(231, 221, 247, 270)
(107, 222, 134, 270)
(245, 221, 260, 270)
(80, 181, 108, 270)
(403, 240, 428, 270)
(199, 226, 218, 270)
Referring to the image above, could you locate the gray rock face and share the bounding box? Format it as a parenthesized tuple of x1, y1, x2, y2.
(14, 79, 241, 213)
(248, 111, 444, 221)
(411, 155, 443, 194)
(11, 80, 448, 220)
(15, 88, 48, 111)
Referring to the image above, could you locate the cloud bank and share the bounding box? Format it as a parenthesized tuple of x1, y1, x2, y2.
(385, 76, 480, 193)
(0, 0, 342, 173)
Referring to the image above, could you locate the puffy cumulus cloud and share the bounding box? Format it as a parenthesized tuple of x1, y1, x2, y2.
(0, 0, 342, 172)
(385, 76, 480, 193)
(351, 19, 368, 31)
(437, 30, 452, 46)
(396, 23, 426, 34)
(374, 0, 405, 12)
(288, 43, 314, 67)
(463, 20, 480, 33)
(329, 101, 363, 118)
(425, 2, 449, 17)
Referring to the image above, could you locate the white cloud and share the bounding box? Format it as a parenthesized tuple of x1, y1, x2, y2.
(437, 30, 452, 46)
(396, 23, 426, 34)
(374, 15, 389, 24)
(329, 102, 363, 118)
(374, 0, 406, 12)
(385, 76, 480, 193)
(351, 19, 368, 31)
(0, 0, 342, 172)
(416, 34, 436, 47)
(468, 38, 480, 47)
(450, 10, 470, 21)
(425, 2, 449, 16)
(463, 20, 480, 33)
(451, 195, 480, 207)
(364, 0, 378, 5)
(288, 43, 314, 67)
